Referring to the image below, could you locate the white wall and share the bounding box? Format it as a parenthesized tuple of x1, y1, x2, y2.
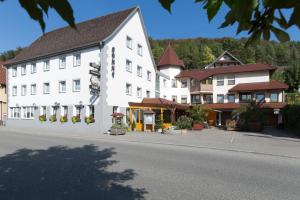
(7, 47, 100, 108)
(212, 71, 270, 103)
(104, 11, 156, 108)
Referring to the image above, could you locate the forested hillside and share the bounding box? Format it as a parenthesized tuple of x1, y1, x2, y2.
(150, 37, 300, 69)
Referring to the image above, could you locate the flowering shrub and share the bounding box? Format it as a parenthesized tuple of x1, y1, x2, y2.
(39, 115, 47, 122)
(71, 115, 81, 123)
(84, 115, 95, 124)
(60, 115, 68, 123)
(49, 115, 57, 122)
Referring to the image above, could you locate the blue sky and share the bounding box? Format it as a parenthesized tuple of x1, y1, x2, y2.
(0, 0, 299, 52)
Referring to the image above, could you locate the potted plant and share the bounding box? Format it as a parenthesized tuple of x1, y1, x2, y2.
(60, 115, 68, 123)
(176, 115, 192, 135)
(111, 124, 127, 135)
(188, 105, 208, 130)
(155, 119, 165, 133)
(234, 100, 265, 132)
(226, 119, 237, 131)
(71, 115, 81, 124)
(39, 115, 47, 122)
(84, 115, 95, 124)
(49, 115, 57, 122)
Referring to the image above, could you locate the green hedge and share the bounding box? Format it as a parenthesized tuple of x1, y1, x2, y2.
(283, 105, 300, 134)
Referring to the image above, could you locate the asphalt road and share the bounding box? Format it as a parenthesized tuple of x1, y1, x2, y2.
(0, 131, 299, 200)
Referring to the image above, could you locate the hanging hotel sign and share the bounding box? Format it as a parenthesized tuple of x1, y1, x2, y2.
(89, 62, 101, 96)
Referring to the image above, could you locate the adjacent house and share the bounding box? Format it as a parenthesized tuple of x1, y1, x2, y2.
(154, 45, 288, 127)
(0, 61, 7, 124)
(5, 7, 156, 133)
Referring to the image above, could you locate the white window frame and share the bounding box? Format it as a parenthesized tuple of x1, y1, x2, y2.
(137, 65, 142, 77)
(72, 79, 81, 92)
(31, 63, 36, 74)
(74, 53, 81, 66)
(12, 86, 17, 96)
(137, 87, 142, 98)
(40, 106, 47, 116)
(12, 67, 17, 77)
(31, 84, 37, 95)
(10, 107, 21, 119)
(227, 75, 235, 85)
(21, 85, 27, 96)
(217, 94, 225, 103)
(171, 79, 177, 88)
(59, 56, 66, 69)
(126, 83, 132, 95)
(21, 64, 26, 75)
(181, 95, 188, 104)
(59, 80, 67, 93)
(181, 80, 188, 88)
(217, 76, 224, 86)
(147, 71, 151, 81)
(137, 44, 143, 56)
(126, 36, 132, 49)
(43, 60, 50, 71)
(22, 106, 34, 119)
(126, 59, 132, 72)
(43, 82, 50, 94)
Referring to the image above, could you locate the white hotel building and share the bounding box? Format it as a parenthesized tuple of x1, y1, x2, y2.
(5, 7, 156, 133)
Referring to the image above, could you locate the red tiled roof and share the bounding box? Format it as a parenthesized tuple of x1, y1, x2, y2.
(129, 98, 189, 110)
(157, 44, 184, 68)
(0, 61, 6, 85)
(203, 102, 287, 110)
(229, 80, 288, 92)
(175, 63, 276, 80)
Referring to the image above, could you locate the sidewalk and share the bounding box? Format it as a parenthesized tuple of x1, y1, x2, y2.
(1, 126, 300, 159)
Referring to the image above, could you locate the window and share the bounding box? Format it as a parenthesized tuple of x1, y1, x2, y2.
(126, 83, 132, 95)
(31, 84, 37, 95)
(61, 106, 68, 116)
(12, 86, 17, 96)
(227, 94, 235, 103)
(51, 106, 58, 116)
(12, 67, 17, 77)
(172, 95, 177, 102)
(181, 95, 187, 104)
(126, 36, 132, 49)
(239, 93, 252, 102)
(73, 79, 80, 92)
(217, 94, 225, 103)
(181, 80, 188, 88)
(146, 90, 150, 98)
(88, 105, 95, 117)
(191, 94, 201, 104)
(40, 106, 47, 116)
(10, 107, 21, 118)
(203, 94, 213, 104)
(217, 76, 224, 86)
(21, 65, 26, 75)
(137, 66, 142, 77)
(270, 92, 278, 102)
(22, 107, 34, 119)
(44, 60, 50, 71)
(137, 44, 143, 56)
(171, 79, 177, 88)
(126, 60, 132, 72)
(43, 82, 50, 94)
(21, 85, 27, 96)
(59, 57, 66, 69)
(163, 79, 167, 88)
(31, 63, 36, 73)
(137, 87, 142, 98)
(113, 106, 118, 113)
(227, 75, 235, 85)
(59, 81, 66, 93)
(147, 71, 151, 81)
(75, 106, 81, 118)
(256, 93, 265, 102)
(74, 54, 81, 66)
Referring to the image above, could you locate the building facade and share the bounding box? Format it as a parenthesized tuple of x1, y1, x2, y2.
(0, 61, 7, 124)
(5, 7, 156, 133)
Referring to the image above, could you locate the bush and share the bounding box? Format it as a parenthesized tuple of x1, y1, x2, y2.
(71, 115, 81, 124)
(155, 119, 165, 131)
(84, 115, 95, 124)
(39, 115, 47, 122)
(49, 115, 57, 122)
(60, 115, 68, 123)
(176, 116, 193, 130)
(283, 105, 300, 134)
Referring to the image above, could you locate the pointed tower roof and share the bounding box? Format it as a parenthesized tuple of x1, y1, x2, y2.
(157, 43, 185, 68)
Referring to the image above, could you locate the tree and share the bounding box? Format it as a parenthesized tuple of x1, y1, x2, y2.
(1, 1, 300, 45)
(198, 45, 215, 68)
(285, 61, 300, 92)
(0, 47, 23, 61)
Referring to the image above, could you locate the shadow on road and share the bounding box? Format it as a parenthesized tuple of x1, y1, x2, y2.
(0, 145, 146, 200)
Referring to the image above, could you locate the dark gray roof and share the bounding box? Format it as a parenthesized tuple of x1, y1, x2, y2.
(8, 7, 137, 65)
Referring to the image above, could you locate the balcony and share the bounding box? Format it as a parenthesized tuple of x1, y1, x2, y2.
(190, 83, 213, 93)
